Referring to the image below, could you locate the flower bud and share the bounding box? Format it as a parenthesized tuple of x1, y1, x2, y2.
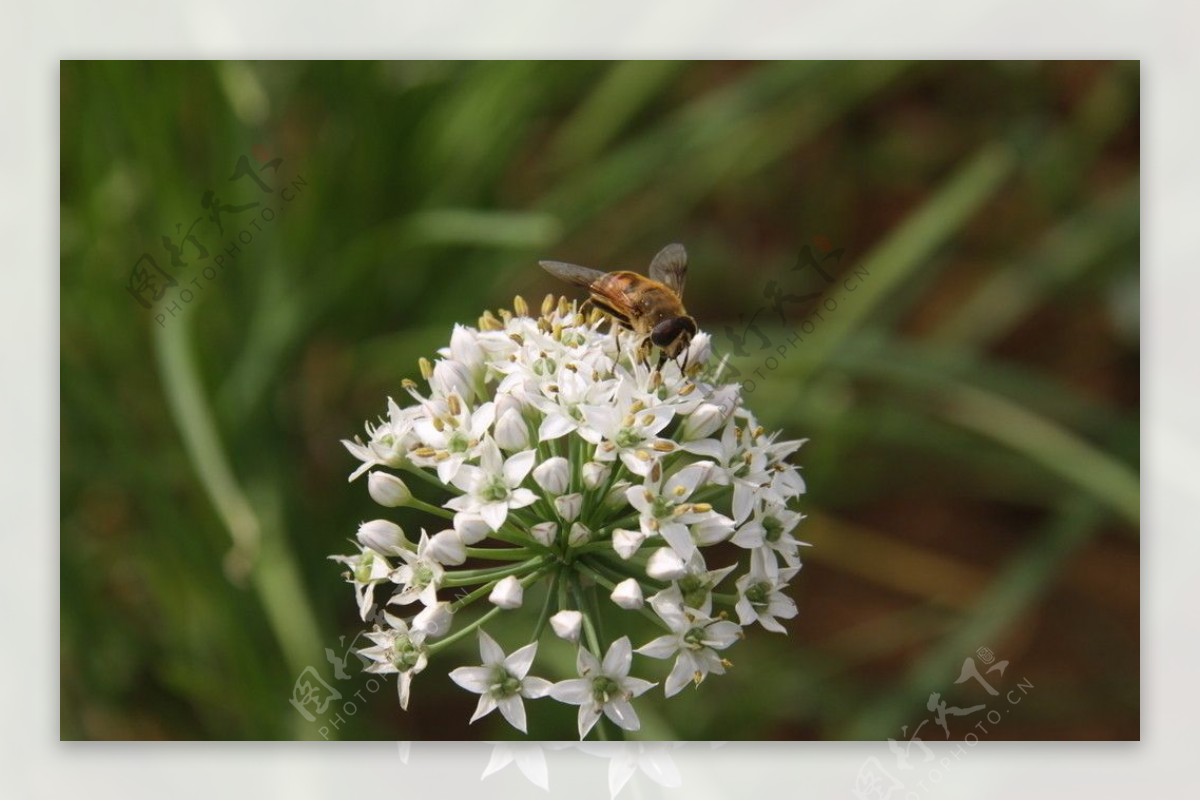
(554, 492, 582, 522)
(494, 408, 530, 451)
(427, 529, 466, 565)
(692, 513, 735, 547)
(530, 521, 558, 548)
(533, 456, 570, 496)
(686, 331, 712, 368)
(489, 575, 524, 609)
(550, 610, 582, 642)
(495, 391, 524, 420)
(432, 359, 475, 402)
(453, 512, 491, 546)
(612, 528, 646, 560)
(582, 461, 611, 491)
(567, 522, 591, 547)
(610, 578, 644, 610)
(356, 519, 409, 556)
(368, 471, 412, 507)
(449, 324, 485, 374)
(603, 481, 631, 510)
(412, 601, 454, 638)
(680, 402, 726, 441)
(646, 547, 687, 581)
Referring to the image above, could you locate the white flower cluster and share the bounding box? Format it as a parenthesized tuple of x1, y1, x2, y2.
(333, 294, 808, 739)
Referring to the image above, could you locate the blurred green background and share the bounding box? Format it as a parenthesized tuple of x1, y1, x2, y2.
(60, 60, 1139, 741)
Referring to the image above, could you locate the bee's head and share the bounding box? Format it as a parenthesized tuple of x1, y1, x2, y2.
(650, 315, 697, 357)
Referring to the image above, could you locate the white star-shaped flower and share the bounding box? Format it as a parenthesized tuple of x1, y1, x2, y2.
(550, 636, 656, 739)
(444, 437, 538, 531)
(329, 545, 392, 621)
(388, 530, 445, 607)
(636, 600, 741, 696)
(357, 612, 429, 710)
(448, 631, 553, 733)
(734, 548, 800, 633)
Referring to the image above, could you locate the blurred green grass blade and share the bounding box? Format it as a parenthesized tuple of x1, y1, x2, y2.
(841, 496, 1103, 739)
(931, 177, 1138, 346)
(155, 315, 262, 562)
(937, 379, 1139, 528)
(153, 316, 324, 682)
(398, 208, 563, 248)
(538, 61, 825, 223)
(549, 60, 687, 168)
(795, 338, 1139, 527)
(787, 140, 1017, 378)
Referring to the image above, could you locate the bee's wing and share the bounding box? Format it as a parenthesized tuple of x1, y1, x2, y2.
(538, 260, 607, 288)
(648, 243, 688, 298)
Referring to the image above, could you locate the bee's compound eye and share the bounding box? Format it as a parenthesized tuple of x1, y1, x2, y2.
(651, 317, 696, 348)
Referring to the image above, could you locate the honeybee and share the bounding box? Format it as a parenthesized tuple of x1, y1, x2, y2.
(539, 243, 697, 370)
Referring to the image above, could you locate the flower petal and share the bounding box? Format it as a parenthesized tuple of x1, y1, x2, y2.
(469, 693, 498, 724)
(480, 501, 509, 532)
(659, 522, 696, 561)
(664, 655, 695, 698)
(602, 636, 633, 678)
(497, 695, 528, 733)
(578, 703, 603, 740)
(538, 413, 576, 442)
(449, 665, 492, 694)
(551, 678, 592, 706)
(503, 449, 537, 487)
(635, 634, 679, 660)
(478, 630, 505, 665)
(503, 642, 538, 679)
(604, 698, 642, 732)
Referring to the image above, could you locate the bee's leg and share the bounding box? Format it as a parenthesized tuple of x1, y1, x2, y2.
(612, 319, 623, 359)
(636, 337, 653, 367)
(655, 349, 669, 373)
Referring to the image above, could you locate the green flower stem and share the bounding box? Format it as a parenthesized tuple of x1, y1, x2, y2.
(687, 485, 733, 506)
(448, 559, 551, 611)
(575, 559, 667, 629)
(433, 564, 555, 654)
(599, 509, 642, 533)
(487, 526, 556, 557)
(449, 577, 504, 613)
(570, 434, 584, 494)
(574, 560, 618, 590)
(572, 578, 604, 657)
(584, 461, 628, 526)
(531, 567, 563, 642)
(463, 546, 538, 561)
(408, 498, 455, 520)
(401, 464, 449, 492)
(557, 565, 571, 612)
(428, 605, 504, 654)
(441, 556, 547, 587)
(594, 552, 742, 607)
(590, 553, 676, 592)
(507, 507, 534, 528)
